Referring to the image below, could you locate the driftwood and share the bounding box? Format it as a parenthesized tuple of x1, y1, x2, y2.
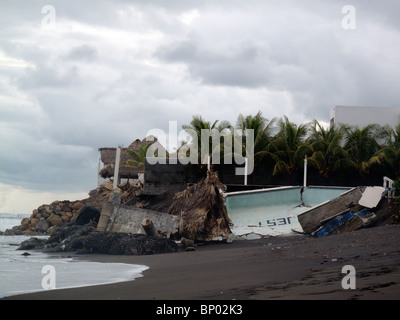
(141, 218, 160, 238)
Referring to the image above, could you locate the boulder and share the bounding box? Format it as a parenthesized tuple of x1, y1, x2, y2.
(72, 201, 84, 211)
(47, 225, 59, 234)
(61, 205, 71, 212)
(47, 213, 63, 226)
(30, 218, 38, 228)
(83, 232, 179, 255)
(44, 221, 179, 255)
(17, 237, 47, 250)
(35, 219, 50, 233)
(31, 209, 38, 219)
(20, 218, 30, 230)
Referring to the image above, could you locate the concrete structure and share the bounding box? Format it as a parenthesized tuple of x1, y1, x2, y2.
(330, 106, 400, 128)
(97, 203, 180, 237)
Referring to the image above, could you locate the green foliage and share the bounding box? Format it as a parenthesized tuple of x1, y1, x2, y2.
(123, 143, 153, 167)
(182, 111, 400, 181)
(394, 177, 400, 197)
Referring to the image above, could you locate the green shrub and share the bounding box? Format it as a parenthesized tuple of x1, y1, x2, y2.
(394, 177, 400, 197)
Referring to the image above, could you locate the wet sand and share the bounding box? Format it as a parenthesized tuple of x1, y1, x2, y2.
(6, 225, 400, 300)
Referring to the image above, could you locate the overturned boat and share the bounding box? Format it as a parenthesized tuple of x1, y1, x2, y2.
(224, 186, 352, 239)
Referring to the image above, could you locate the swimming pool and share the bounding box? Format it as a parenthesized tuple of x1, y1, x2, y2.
(224, 186, 352, 239)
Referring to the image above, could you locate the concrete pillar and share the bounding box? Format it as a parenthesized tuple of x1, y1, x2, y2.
(113, 146, 122, 192)
(97, 202, 114, 232)
(303, 155, 308, 188)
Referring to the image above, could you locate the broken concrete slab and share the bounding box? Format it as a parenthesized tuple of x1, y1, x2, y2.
(100, 204, 179, 238)
(358, 186, 386, 209)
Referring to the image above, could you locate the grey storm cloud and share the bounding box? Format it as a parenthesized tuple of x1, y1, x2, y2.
(156, 40, 274, 87)
(66, 44, 98, 62)
(1, 0, 400, 205)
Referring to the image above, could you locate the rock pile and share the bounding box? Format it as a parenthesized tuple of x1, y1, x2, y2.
(3, 180, 141, 236)
(4, 199, 86, 236)
(17, 221, 179, 256)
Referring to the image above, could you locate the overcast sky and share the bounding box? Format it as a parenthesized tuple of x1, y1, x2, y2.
(1, 0, 400, 213)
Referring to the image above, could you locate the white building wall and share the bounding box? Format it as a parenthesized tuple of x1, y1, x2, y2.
(330, 106, 400, 128)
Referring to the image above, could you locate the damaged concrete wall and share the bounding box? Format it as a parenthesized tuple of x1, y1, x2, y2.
(102, 204, 179, 237)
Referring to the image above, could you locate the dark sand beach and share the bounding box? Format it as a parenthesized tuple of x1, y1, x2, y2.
(6, 225, 400, 300)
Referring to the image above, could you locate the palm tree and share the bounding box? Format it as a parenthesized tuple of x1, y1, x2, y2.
(378, 123, 400, 178)
(306, 120, 354, 179)
(268, 116, 312, 176)
(236, 111, 276, 156)
(343, 124, 385, 177)
(123, 142, 153, 168)
(182, 115, 232, 164)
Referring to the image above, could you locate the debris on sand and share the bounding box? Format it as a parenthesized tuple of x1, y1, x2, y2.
(167, 170, 233, 243)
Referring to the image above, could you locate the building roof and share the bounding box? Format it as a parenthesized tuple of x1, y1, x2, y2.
(98, 136, 167, 179)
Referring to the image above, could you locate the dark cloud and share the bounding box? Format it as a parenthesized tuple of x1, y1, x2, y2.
(157, 40, 274, 87)
(66, 44, 98, 62)
(18, 64, 80, 89)
(1, 0, 400, 212)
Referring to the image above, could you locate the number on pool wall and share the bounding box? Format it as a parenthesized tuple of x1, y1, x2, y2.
(266, 217, 293, 227)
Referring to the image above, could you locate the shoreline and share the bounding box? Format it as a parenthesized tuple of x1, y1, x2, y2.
(5, 224, 400, 300)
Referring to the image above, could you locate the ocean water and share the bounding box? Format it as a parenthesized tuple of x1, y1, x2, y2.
(0, 213, 149, 298)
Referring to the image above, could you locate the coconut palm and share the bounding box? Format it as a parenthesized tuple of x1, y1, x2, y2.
(123, 142, 153, 168)
(182, 115, 232, 164)
(236, 111, 276, 161)
(378, 123, 400, 178)
(342, 124, 385, 177)
(268, 116, 312, 176)
(306, 120, 354, 178)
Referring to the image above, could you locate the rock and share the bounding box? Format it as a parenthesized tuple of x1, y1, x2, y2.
(31, 209, 38, 218)
(181, 237, 195, 249)
(30, 218, 38, 228)
(23, 229, 41, 236)
(38, 205, 52, 219)
(47, 213, 63, 226)
(17, 237, 47, 250)
(61, 205, 71, 212)
(72, 202, 84, 211)
(21, 252, 31, 256)
(83, 232, 178, 255)
(45, 221, 98, 252)
(75, 206, 100, 226)
(20, 218, 30, 230)
(52, 204, 61, 214)
(47, 225, 59, 234)
(9, 225, 23, 235)
(44, 221, 179, 255)
(35, 219, 50, 233)
(42, 205, 53, 216)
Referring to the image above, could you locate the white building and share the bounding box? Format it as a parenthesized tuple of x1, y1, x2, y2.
(330, 105, 400, 129)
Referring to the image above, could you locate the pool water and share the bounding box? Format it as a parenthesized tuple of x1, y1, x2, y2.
(225, 186, 351, 238)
